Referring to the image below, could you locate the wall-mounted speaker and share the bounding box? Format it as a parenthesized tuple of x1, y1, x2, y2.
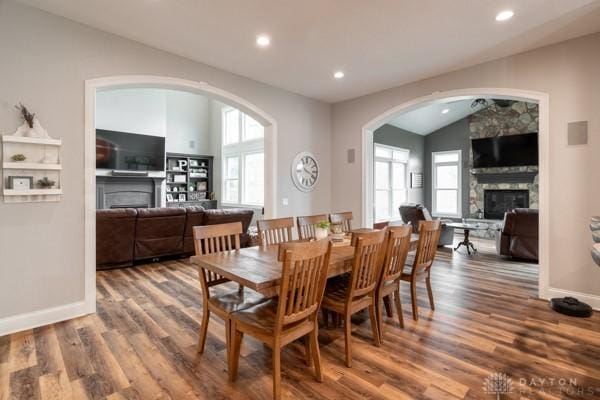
(567, 121, 588, 146)
(347, 148, 355, 163)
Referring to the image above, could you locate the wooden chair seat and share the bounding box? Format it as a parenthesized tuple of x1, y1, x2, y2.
(208, 289, 267, 315)
(232, 299, 314, 343)
(322, 279, 372, 310)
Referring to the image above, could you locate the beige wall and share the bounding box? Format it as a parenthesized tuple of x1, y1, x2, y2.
(0, 1, 331, 322)
(332, 32, 600, 299)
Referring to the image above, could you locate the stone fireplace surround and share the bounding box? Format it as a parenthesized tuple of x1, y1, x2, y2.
(96, 176, 163, 209)
(467, 100, 539, 218)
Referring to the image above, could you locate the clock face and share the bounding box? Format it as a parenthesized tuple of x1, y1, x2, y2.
(292, 152, 319, 192)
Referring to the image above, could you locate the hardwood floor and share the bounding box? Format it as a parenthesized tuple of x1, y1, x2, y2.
(2, 237, 600, 399)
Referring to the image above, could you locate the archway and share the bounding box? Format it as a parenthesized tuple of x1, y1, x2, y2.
(361, 88, 549, 300)
(83, 75, 278, 314)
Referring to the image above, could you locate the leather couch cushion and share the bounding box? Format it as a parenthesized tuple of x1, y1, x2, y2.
(183, 206, 206, 254)
(96, 209, 137, 268)
(499, 208, 538, 261)
(135, 207, 186, 260)
(204, 208, 254, 247)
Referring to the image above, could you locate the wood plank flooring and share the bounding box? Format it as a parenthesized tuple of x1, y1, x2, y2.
(2, 237, 600, 399)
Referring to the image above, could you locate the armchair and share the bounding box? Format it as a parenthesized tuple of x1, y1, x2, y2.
(399, 203, 454, 246)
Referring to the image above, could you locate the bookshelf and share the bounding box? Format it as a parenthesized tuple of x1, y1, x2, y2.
(165, 153, 216, 209)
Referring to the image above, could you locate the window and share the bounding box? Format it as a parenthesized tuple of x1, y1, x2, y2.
(432, 150, 461, 217)
(222, 107, 264, 206)
(374, 144, 409, 221)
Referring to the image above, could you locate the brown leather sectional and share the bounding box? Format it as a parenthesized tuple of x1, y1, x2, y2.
(497, 208, 538, 261)
(97, 207, 254, 270)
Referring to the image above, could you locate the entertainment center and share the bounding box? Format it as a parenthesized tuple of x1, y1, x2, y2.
(95, 129, 217, 209)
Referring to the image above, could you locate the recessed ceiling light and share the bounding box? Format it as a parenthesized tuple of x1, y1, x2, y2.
(441, 108, 450, 114)
(256, 35, 271, 47)
(333, 71, 345, 79)
(495, 10, 514, 21)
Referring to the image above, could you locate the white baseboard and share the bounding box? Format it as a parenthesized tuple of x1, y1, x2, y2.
(547, 287, 600, 311)
(0, 301, 90, 336)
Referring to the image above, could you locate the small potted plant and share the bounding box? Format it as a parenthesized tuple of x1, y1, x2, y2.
(315, 220, 330, 240)
(37, 177, 56, 189)
(11, 154, 26, 162)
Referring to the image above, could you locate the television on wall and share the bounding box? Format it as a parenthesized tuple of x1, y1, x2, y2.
(471, 133, 538, 168)
(96, 129, 165, 172)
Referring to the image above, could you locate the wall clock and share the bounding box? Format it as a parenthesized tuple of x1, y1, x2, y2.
(291, 152, 319, 192)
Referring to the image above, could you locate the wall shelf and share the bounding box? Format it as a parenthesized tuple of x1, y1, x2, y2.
(3, 162, 62, 170)
(1, 136, 61, 146)
(2, 134, 62, 203)
(4, 189, 63, 196)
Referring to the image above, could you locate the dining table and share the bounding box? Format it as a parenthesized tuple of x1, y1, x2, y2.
(191, 233, 419, 297)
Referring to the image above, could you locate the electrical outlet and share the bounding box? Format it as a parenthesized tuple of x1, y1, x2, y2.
(282, 198, 289, 206)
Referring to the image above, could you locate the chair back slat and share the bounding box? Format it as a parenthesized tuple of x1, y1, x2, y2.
(257, 217, 294, 246)
(193, 222, 242, 293)
(329, 211, 353, 233)
(380, 225, 412, 285)
(348, 230, 387, 299)
(296, 214, 328, 240)
(276, 240, 332, 330)
(411, 220, 441, 274)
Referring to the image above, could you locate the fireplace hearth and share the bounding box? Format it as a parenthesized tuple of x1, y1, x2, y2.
(96, 176, 163, 209)
(484, 189, 529, 220)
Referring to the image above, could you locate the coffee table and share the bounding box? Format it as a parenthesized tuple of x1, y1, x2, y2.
(445, 222, 490, 254)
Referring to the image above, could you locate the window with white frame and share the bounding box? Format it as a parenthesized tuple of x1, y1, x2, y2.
(432, 150, 461, 217)
(222, 108, 264, 206)
(374, 144, 409, 221)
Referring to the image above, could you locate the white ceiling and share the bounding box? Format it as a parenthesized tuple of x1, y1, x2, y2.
(18, 0, 600, 103)
(388, 99, 488, 135)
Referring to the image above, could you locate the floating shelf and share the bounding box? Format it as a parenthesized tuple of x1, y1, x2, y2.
(4, 188, 63, 196)
(1, 136, 62, 146)
(3, 162, 62, 170)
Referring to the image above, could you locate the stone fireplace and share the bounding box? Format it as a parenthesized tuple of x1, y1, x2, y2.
(96, 176, 163, 209)
(484, 189, 529, 219)
(468, 100, 539, 218)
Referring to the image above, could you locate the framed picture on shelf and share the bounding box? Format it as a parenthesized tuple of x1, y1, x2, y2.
(174, 174, 186, 183)
(189, 160, 199, 167)
(196, 181, 207, 191)
(167, 194, 174, 202)
(7, 176, 33, 190)
(178, 193, 186, 202)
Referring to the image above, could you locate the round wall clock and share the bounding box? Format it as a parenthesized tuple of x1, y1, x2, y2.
(291, 152, 319, 192)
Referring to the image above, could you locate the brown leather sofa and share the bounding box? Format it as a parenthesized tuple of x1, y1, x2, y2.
(96, 208, 138, 269)
(97, 207, 254, 269)
(497, 208, 538, 261)
(399, 203, 454, 246)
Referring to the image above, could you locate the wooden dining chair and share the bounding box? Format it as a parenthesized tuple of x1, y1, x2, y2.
(321, 229, 386, 367)
(400, 220, 441, 321)
(229, 240, 333, 400)
(329, 211, 353, 233)
(193, 222, 267, 366)
(296, 214, 328, 240)
(257, 217, 294, 245)
(375, 225, 412, 341)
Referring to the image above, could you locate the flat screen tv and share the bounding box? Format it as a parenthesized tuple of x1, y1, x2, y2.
(472, 133, 538, 168)
(96, 129, 165, 171)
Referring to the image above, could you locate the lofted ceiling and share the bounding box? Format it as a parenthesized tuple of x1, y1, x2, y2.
(17, 0, 600, 103)
(388, 99, 489, 135)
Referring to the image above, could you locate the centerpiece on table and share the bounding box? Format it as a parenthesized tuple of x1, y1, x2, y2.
(315, 220, 330, 240)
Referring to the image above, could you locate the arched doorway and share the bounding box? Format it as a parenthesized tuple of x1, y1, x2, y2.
(361, 88, 549, 300)
(83, 75, 278, 314)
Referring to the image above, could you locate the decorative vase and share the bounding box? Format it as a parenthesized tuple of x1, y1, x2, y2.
(315, 227, 329, 240)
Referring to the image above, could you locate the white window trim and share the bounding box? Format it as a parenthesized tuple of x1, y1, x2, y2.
(221, 107, 265, 207)
(432, 149, 462, 218)
(374, 143, 409, 222)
